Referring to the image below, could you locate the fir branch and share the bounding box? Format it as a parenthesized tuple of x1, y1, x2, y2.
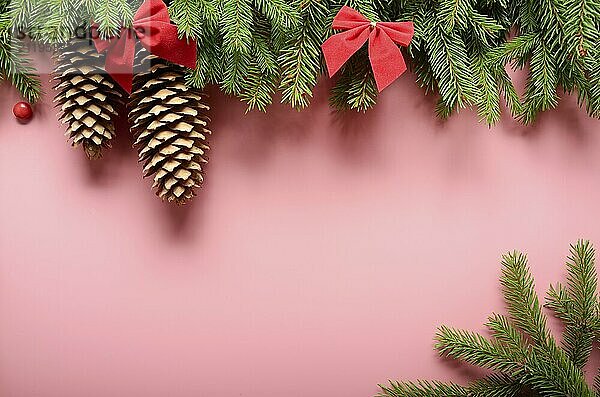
(473, 53, 501, 125)
(186, 30, 222, 89)
(342, 0, 378, 21)
(518, 41, 559, 124)
(587, 52, 600, 118)
(435, 325, 526, 375)
(546, 240, 599, 369)
(408, 10, 436, 95)
(40, 0, 87, 43)
(490, 33, 538, 69)
(497, 67, 523, 118)
(279, 0, 327, 109)
(329, 49, 378, 112)
(220, 0, 253, 53)
(251, 21, 278, 75)
(467, 9, 504, 44)
(467, 374, 524, 397)
(253, 0, 300, 29)
(220, 0, 253, 94)
(345, 54, 378, 111)
(221, 50, 250, 95)
(378, 380, 468, 397)
(562, 0, 600, 117)
(384, 242, 600, 397)
(8, 0, 45, 35)
(485, 313, 528, 355)
(438, 0, 471, 31)
(0, 34, 42, 102)
(240, 18, 279, 111)
(424, 25, 477, 112)
(524, 347, 593, 397)
(240, 59, 278, 111)
(169, 0, 201, 39)
(89, 0, 134, 38)
(329, 61, 353, 110)
(3, 0, 599, 122)
(500, 251, 550, 346)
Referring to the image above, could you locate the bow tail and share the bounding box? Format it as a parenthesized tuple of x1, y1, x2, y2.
(368, 28, 407, 92)
(101, 34, 138, 93)
(322, 26, 370, 77)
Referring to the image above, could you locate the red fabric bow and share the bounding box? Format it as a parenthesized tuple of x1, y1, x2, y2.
(93, 0, 197, 93)
(321, 6, 414, 92)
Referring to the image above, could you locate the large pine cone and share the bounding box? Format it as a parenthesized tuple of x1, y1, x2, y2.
(129, 49, 211, 205)
(54, 39, 125, 159)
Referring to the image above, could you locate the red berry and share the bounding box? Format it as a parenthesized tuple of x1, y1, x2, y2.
(13, 101, 33, 123)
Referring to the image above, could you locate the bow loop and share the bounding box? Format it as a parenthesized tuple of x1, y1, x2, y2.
(322, 6, 414, 92)
(93, 0, 197, 93)
(134, 0, 171, 23)
(331, 6, 370, 29)
(378, 22, 414, 47)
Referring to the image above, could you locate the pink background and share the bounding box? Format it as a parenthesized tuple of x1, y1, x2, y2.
(0, 56, 599, 397)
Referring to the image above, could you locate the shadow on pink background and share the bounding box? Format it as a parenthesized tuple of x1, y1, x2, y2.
(0, 56, 599, 396)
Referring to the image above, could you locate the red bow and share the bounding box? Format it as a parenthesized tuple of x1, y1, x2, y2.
(93, 0, 197, 93)
(321, 6, 414, 92)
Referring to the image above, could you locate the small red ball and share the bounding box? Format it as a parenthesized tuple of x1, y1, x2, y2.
(13, 101, 33, 122)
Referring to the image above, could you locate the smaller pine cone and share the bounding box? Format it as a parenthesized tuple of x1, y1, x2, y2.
(129, 49, 211, 205)
(54, 39, 125, 159)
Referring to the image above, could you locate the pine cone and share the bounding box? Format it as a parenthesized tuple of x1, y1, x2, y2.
(53, 39, 125, 160)
(129, 49, 211, 205)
